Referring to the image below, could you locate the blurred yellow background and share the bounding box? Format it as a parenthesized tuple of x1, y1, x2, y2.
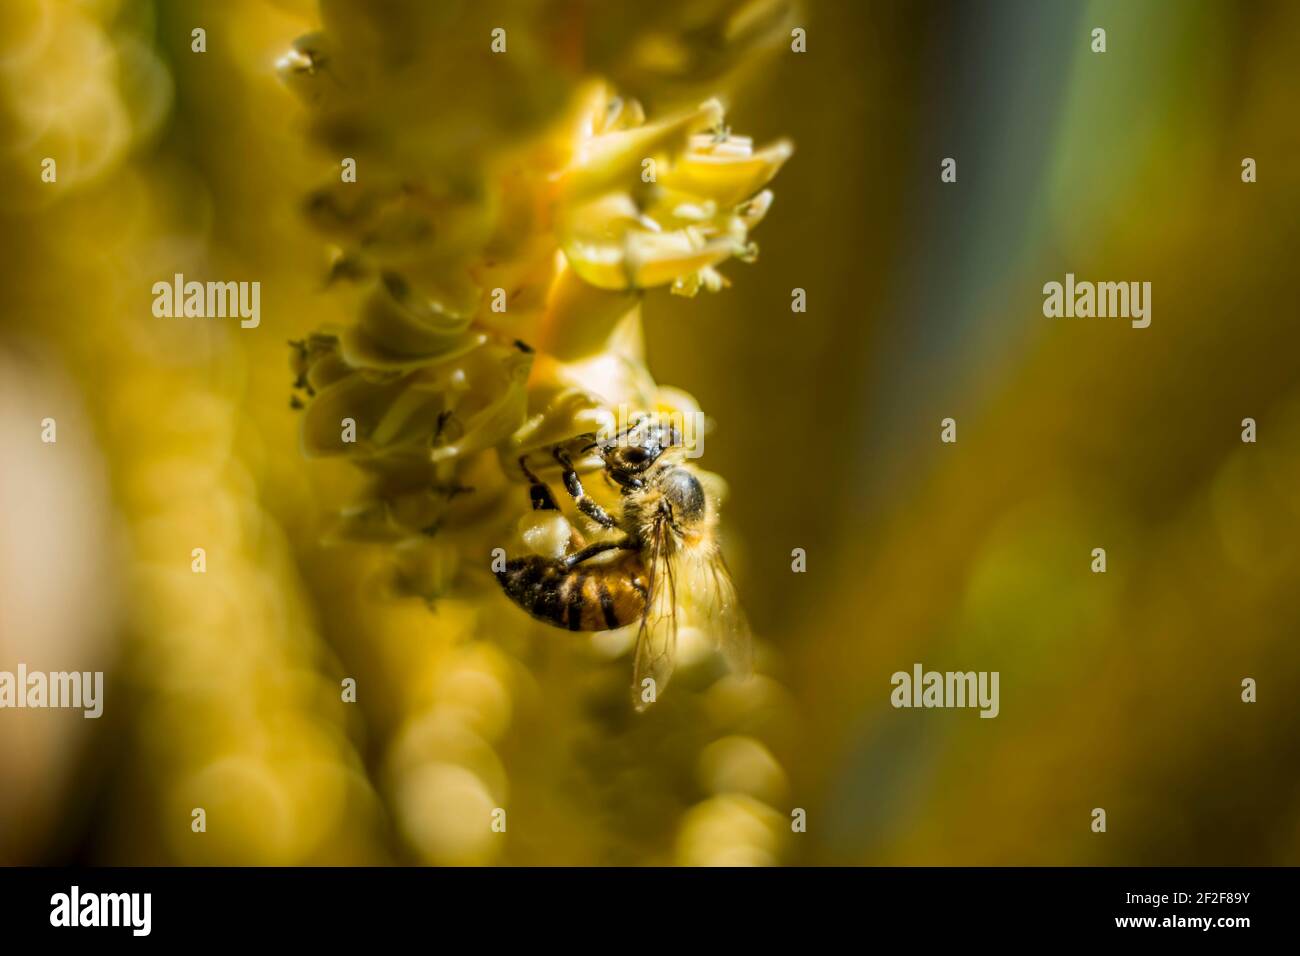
(1, 0, 1298, 865)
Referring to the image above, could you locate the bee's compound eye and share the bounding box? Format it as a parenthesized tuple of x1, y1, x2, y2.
(662, 469, 706, 521)
(621, 448, 649, 466)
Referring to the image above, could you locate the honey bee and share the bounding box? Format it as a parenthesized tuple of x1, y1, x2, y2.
(495, 415, 751, 708)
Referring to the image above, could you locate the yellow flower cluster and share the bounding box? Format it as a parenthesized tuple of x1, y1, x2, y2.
(280, 0, 800, 865)
(281, 1, 793, 605)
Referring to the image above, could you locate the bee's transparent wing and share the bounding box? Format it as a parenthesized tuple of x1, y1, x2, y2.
(632, 513, 678, 710)
(693, 547, 753, 677)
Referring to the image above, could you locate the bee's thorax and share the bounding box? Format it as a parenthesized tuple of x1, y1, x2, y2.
(620, 462, 709, 546)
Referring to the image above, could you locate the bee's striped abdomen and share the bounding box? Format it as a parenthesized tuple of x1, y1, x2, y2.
(496, 553, 647, 632)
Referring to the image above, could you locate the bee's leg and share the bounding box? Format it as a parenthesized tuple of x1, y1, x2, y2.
(564, 538, 638, 569)
(518, 456, 560, 512)
(554, 449, 617, 528)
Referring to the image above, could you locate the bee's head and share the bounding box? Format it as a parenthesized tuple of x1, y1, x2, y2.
(593, 415, 681, 484)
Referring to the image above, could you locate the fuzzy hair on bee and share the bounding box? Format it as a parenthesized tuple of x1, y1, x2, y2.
(495, 414, 751, 708)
